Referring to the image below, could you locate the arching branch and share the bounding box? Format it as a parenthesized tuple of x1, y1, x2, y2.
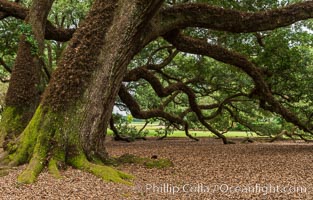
(118, 85, 198, 141)
(224, 105, 262, 135)
(0, 0, 26, 20)
(109, 117, 137, 142)
(164, 31, 311, 134)
(124, 66, 231, 143)
(153, 1, 313, 37)
(179, 93, 247, 121)
(0, 0, 74, 42)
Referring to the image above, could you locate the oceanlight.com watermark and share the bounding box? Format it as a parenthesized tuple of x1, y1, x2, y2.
(136, 183, 307, 195)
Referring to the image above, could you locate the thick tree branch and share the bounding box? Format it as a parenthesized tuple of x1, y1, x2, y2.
(119, 84, 184, 125)
(164, 31, 311, 133)
(0, 11, 8, 19)
(224, 105, 261, 135)
(203, 94, 246, 120)
(45, 21, 75, 42)
(0, 0, 74, 41)
(109, 117, 135, 142)
(124, 66, 231, 143)
(0, 0, 25, 19)
(154, 1, 313, 36)
(146, 45, 174, 65)
(179, 93, 246, 120)
(118, 85, 198, 141)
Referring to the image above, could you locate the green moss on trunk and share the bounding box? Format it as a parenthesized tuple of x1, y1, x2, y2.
(2, 104, 134, 184)
(9, 106, 46, 166)
(3, 35, 43, 146)
(0, 107, 24, 147)
(48, 159, 62, 179)
(0, 0, 165, 185)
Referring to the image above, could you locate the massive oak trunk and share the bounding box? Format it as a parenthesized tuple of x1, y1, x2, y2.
(1, 0, 163, 184)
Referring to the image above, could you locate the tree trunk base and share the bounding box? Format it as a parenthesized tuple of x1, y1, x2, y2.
(0, 106, 133, 184)
(14, 152, 133, 184)
(2, 145, 133, 185)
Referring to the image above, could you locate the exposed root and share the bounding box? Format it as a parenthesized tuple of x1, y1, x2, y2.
(48, 146, 66, 179)
(16, 151, 134, 184)
(0, 149, 14, 166)
(17, 160, 44, 184)
(17, 143, 47, 183)
(2, 107, 134, 184)
(10, 108, 45, 166)
(68, 153, 133, 185)
(17, 119, 52, 184)
(48, 159, 62, 179)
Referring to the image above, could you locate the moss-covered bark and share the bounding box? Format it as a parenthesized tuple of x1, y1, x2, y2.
(1, 0, 164, 184)
(0, 107, 24, 148)
(3, 104, 133, 184)
(0, 0, 54, 148)
(0, 36, 42, 149)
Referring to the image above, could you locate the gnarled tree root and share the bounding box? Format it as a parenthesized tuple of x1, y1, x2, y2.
(68, 154, 133, 185)
(13, 153, 134, 184)
(48, 159, 63, 179)
(1, 107, 134, 184)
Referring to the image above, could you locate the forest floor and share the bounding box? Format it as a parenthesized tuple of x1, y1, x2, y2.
(1, 137, 313, 199)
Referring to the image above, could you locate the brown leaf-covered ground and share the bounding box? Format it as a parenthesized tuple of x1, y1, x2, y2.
(1, 137, 313, 199)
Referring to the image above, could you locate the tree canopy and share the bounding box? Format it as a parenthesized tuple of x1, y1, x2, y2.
(0, 0, 313, 184)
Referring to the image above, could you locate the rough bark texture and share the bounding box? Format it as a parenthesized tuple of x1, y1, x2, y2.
(27, 0, 54, 55)
(1, 0, 164, 184)
(152, 1, 313, 38)
(41, 0, 164, 160)
(0, 0, 74, 42)
(4, 36, 40, 112)
(0, 36, 40, 148)
(0, 0, 54, 149)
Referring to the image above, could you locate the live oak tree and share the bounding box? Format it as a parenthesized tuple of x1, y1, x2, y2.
(0, 0, 313, 183)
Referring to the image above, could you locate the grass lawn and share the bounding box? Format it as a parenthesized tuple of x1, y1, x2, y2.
(144, 130, 258, 138)
(108, 122, 260, 138)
